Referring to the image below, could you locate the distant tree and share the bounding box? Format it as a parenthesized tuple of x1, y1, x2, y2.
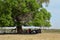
(0, 0, 51, 33)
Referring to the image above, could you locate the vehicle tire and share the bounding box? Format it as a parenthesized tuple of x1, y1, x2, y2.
(31, 30, 37, 34)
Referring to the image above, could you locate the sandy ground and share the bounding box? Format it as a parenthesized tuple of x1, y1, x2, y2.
(0, 33, 60, 40)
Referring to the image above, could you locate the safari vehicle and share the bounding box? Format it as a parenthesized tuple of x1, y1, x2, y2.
(0, 27, 16, 34)
(0, 26, 41, 34)
(22, 26, 41, 34)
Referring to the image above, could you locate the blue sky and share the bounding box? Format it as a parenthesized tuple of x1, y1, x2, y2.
(43, 0, 60, 29)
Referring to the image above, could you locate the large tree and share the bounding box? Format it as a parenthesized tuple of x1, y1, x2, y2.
(0, 0, 51, 33)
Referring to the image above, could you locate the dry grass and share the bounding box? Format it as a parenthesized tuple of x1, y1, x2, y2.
(0, 33, 60, 40)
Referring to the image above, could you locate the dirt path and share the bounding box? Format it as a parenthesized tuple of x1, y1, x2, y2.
(0, 33, 60, 40)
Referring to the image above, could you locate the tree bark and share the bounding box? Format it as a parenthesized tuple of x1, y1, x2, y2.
(15, 16, 23, 34)
(16, 25, 22, 34)
(38, 29, 41, 33)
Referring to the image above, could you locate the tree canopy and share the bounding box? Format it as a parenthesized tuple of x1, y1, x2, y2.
(0, 0, 51, 27)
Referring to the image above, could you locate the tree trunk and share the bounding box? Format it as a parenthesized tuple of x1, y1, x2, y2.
(15, 16, 23, 34)
(38, 29, 41, 33)
(16, 25, 22, 34)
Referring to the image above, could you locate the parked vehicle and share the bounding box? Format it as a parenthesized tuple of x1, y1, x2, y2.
(22, 26, 41, 34)
(0, 26, 41, 34)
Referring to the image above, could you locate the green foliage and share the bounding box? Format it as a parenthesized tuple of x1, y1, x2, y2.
(0, 0, 14, 27)
(39, 0, 49, 4)
(0, 0, 51, 27)
(28, 8, 51, 27)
